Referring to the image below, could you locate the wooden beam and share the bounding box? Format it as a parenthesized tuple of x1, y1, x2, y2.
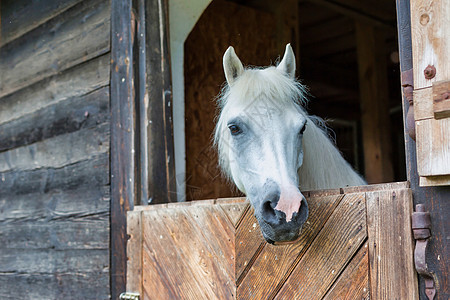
(110, 0, 135, 298)
(355, 22, 394, 183)
(144, 0, 177, 204)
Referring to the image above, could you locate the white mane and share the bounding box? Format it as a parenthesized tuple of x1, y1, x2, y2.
(214, 66, 366, 190)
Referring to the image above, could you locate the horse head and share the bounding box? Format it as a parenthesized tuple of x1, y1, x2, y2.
(215, 44, 310, 244)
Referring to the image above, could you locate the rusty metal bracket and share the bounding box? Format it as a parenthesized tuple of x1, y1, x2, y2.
(401, 69, 415, 140)
(412, 204, 436, 299)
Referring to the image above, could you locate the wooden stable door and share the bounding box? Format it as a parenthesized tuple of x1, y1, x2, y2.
(125, 183, 418, 299)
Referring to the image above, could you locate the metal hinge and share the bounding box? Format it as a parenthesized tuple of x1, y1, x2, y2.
(412, 204, 436, 300)
(119, 292, 140, 300)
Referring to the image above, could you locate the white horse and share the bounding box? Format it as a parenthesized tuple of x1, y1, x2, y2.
(214, 44, 365, 244)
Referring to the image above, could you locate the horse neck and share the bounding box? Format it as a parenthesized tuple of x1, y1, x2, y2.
(298, 117, 366, 190)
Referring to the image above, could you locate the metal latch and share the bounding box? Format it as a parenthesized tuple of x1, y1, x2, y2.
(412, 204, 436, 299)
(119, 292, 140, 300)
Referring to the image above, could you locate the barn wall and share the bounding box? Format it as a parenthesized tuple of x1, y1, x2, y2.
(184, 0, 285, 200)
(0, 0, 111, 299)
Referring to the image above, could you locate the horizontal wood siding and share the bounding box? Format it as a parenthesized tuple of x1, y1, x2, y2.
(0, 0, 111, 299)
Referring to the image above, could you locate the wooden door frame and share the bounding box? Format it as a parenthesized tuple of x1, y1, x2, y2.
(396, 1, 449, 299)
(110, 0, 177, 298)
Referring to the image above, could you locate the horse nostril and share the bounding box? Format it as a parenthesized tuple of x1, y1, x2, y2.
(261, 197, 280, 225)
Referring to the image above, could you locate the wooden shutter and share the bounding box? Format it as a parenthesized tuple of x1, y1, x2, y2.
(410, 0, 450, 186)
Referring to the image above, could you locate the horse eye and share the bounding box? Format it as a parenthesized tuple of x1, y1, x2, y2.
(228, 124, 242, 135)
(299, 122, 307, 135)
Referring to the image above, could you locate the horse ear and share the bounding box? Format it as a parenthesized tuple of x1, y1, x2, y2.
(277, 44, 296, 78)
(223, 46, 244, 85)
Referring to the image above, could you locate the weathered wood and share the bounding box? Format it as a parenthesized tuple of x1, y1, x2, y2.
(0, 0, 110, 98)
(355, 21, 394, 183)
(219, 198, 249, 227)
(0, 86, 109, 152)
(433, 80, 450, 119)
(416, 118, 450, 177)
(110, 0, 135, 298)
(410, 0, 450, 90)
(0, 54, 110, 125)
(0, 217, 109, 250)
(237, 194, 344, 299)
(274, 192, 367, 299)
(141, 205, 235, 299)
(0, 272, 110, 300)
(366, 189, 418, 299)
(0, 186, 110, 224)
(0, 249, 109, 274)
(419, 175, 450, 187)
(0, 123, 109, 172)
(323, 241, 370, 300)
(0, 0, 82, 46)
(126, 211, 143, 296)
(414, 87, 434, 120)
(145, 0, 177, 203)
(0, 154, 109, 196)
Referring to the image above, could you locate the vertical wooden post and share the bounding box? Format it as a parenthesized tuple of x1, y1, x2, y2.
(145, 0, 177, 204)
(111, 0, 135, 298)
(355, 22, 394, 183)
(397, 0, 450, 298)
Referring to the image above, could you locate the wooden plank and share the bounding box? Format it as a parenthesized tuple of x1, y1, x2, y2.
(0, 272, 110, 300)
(414, 87, 434, 120)
(0, 249, 109, 274)
(141, 205, 235, 299)
(110, 0, 135, 298)
(235, 206, 266, 283)
(0, 0, 111, 98)
(0, 86, 109, 152)
(416, 118, 450, 176)
(0, 217, 109, 250)
(0, 0, 82, 46)
(145, 0, 177, 203)
(274, 192, 367, 299)
(323, 241, 370, 300)
(366, 189, 418, 299)
(410, 0, 450, 90)
(0, 53, 110, 125)
(0, 123, 109, 172)
(218, 199, 249, 228)
(0, 154, 109, 196)
(419, 175, 450, 186)
(237, 194, 344, 299)
(126, 211, 143, 296)
(0, 186, 110, 224)
(433, 80, 450, 119)
(355, 21, 394, 183)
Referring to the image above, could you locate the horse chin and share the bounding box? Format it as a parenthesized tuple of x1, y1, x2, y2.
(258, 218, 303, 245)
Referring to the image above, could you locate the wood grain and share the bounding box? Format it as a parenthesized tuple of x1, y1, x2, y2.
(419, 175, 450, 186)
(0, 86, 109, 152)
(410, 0, 450, 89)
(144, 0, 177, 204)
(218, 198, 248, 228)
(0, 53, 110, 125)
(0, 0, 110, 98)
(274, 192, 367, 299)
(433, 80, 450, 119)
(416, 117, 450, 177)
(366, 189, 418, 300)
(0, 154, 109, 197)
(323, 241, 370, 300)
(141, 205, 235, 299)
(414, 87, 434, 120)
(237, 194, 344, 299)
(126, 211, 143, 296)
(0, 0, 83, 46)
(0, 123, 109, 172)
